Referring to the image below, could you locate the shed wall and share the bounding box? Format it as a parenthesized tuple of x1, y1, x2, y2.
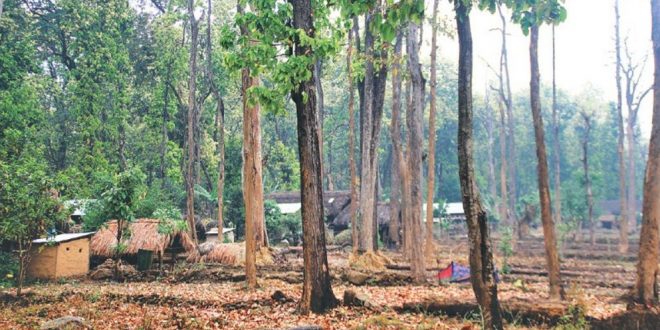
(26, 245, 58, 279)
(55, 238, 90, 277)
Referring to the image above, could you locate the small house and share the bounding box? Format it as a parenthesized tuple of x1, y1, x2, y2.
(27, 232, 95, 279)
(205, 227, 236, 243)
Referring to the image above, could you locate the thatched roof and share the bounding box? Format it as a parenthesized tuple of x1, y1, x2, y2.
(332, 202, 391, 230)
(187, 242, 273, 266)
(90, 218, 196, 258)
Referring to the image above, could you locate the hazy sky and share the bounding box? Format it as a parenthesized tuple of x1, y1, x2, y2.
(434, 0, 653, 138)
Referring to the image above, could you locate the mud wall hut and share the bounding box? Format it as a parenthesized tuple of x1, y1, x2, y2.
(27, 232, 95, 279)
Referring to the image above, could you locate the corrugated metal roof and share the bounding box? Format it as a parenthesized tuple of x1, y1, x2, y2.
(278, 203, 301, 214)
(33, 232, 95, 244)
(445, 202, 464, 215)
(205, 228, 236, 235)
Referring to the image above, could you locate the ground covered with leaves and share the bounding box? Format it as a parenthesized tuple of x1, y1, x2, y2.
(1, 233, 659, 329)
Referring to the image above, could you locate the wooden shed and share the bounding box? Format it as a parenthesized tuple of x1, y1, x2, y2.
(27, 232, 95, 279)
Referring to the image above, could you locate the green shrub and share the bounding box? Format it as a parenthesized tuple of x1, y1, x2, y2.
(154, 207, 187, 234)
(498, 228, 513, 274)
(335, 229, 352, 247)
(0, 252, 18, 288)
(264, 200, 302, 244)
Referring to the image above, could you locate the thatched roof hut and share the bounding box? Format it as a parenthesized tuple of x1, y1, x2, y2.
(90, 218, 196, 258)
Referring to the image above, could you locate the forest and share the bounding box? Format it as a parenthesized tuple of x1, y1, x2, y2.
(1, 0, 660, 329)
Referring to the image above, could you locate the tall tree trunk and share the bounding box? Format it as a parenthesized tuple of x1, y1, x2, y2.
(357, 9, 389, 253)
(290, 0, 338, 313)
(407, 21, 426, 283)
(314, 60, 329, 191)
(581, 113, 594, 246)
(402, 77, 412, 257)
(186, 0, 199, 243)
(389, 31, 404, 250)
(455, 3, 503, 328)
(241, 68, 259, 289)
(615, 0, 629, 254)
(635, 0, 660, 306)
(627, 117, 637, 234)
(238, 3, 266, 289)
(358, 11, 376, 253)
(498, 100, 509, 230)
(497, 4, 518, 236)
(347, 26, 359, 254)
(486, 98, 498, 219)
(530, 24, 563, 300)
(552, 24, 562, 225)
(207, 0, 225, 237)
(425, 0, 439, 260)
(160, 65, 172, 183)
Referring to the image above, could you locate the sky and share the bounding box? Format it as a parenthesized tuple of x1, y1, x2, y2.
(433, 0, 654, 138)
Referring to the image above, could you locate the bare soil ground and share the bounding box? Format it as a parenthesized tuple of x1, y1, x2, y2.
(1, 229, 659, 329)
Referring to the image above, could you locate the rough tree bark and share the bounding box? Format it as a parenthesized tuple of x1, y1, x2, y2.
(238, 3, 266, 289)
(186, 0, 199, 243)
(402, 77, 413, 258)
(580, 113, 594, 246)
(614, 0, 629, 254)
(455, 3, 503, 328)
(358, 11, 377, 253)
(347, 26, 359, 254)
(530, 24, 563, 300)
(290, 0, 338, 313)
(206, 0, 225, 239)
(552, 24, 561, 226)
(635, 0, 660, 306)
(425, 0, 440, 260)
(389, 31, 404, 249)
(407, 21, 426, 283)
(356, 8, 389, 253)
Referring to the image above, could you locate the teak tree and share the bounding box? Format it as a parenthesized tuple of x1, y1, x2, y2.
(424, 0, 440, 261)
(551, 24, 561, 226)
(614, 0, 629, 254)
(621, 40, 653, 239)
(235, 1, 267, 289)
(389, 30, 404, 250)
(347, 26, 360, 254)
(205, 0, 226, 240)
(504, 0, 567, 300)
(579, 112, 595, 246)
(185, 0, 200, 244)
(636, 0, 660, 307)
(407, 17, 426, 283)
(454, 1, 503, 328)
(343, 0, 424, 255)
(495, 3, 517, 237)
(225, 0, 341, 310)
(290, 0, 339, 313)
